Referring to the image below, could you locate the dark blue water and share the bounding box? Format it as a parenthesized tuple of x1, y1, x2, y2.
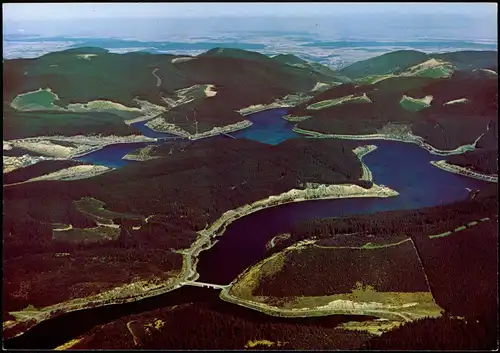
(75, 121, 181, 167)
(75, 142, 161, 168)
(363, 140, 487, 208)
(74, 107, 490, 285)
(197, 139, 490, 284)
(76, 109, 297, 166)
(5, 111, 495, 349)
(232, 108, 301, 145)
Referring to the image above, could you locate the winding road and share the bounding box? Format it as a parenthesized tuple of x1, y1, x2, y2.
(152, 68, 161, 87)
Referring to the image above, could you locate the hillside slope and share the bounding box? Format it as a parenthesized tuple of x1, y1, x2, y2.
(4, 47, 338, 137)
(290, 69, 498, 151)
(339, 50, 497, 79)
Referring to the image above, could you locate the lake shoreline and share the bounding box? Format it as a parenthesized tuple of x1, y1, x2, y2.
(4, 178, 398, 340)
(144, 119, 253, 140)
(5, 134, 158, 159)
(430, 160, 498, 183)
(293, 127, 478, 156)
(219, 287, 439, 321)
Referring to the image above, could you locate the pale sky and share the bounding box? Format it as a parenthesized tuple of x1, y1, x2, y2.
(3, 2, 497, 20)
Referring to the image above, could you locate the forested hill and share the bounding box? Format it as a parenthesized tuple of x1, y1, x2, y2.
(339, 49, 498, 78)
(3, 47, 497, 138)
(3, 46, 346, 136)
(3, 47, 344, 107)
(3, 137, 367, 316)
(288, 50, 498, 173)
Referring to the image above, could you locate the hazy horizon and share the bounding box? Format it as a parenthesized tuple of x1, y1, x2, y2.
(3, 3, 497, 20)
(3, 3, 496, 66)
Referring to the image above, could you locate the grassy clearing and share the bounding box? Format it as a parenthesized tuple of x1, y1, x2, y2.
(228, 281, 442, 322)
(415, 66, 454, 78)
(173, 84, 215, 101)
(11, 88, 148, 120)
(336, 318, 403, 336)
(399, 95, 433, 112)
(74, 197, 144, 224)
(400, 59, 454, 79)
(276, 288, 442, 322)
(66, 100, 143, 119)
(203, 84, 217, 97)
(52, 226, 121, 244)
(11, 88, 63, 111)
(360, 239, 409, 249)
(245, 339, 286, 348)
(279, 282, 437, 309)
(356, 74, 395, 84)
(307, 93, 372, 110)
(311, 81, 332, 92)
(54, 338, 83, 350)
(229, 251, 285, 300)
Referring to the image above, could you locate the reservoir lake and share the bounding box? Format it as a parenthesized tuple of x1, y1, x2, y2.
(6, 108, 491, 349)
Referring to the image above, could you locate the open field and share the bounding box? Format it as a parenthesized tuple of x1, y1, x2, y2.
(399, 58, 454, 78)
(355, 74, 395, 84)
(10, 88, 63, 111)
(311, 81, 332, 92)
(307, 93, 372, 110)
(52, 225, 121, 244)
(337, 318, 404, 336)
(399, 94, 433, 112)
(74, 197, 145, 224)
(9, 88, 163, 122)
(65, 100, 143, 120)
